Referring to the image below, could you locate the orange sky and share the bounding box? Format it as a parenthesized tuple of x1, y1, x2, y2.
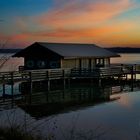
(0, 0, 140, 48)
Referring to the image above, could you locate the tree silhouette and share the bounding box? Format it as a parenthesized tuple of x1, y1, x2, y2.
(0, 40, 11, 69)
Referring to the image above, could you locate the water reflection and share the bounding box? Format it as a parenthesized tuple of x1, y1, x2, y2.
(1, 81, 140, 140)
(18, 82, 132, 118)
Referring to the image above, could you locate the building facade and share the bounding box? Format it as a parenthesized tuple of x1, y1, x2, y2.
(13, 42, 119, 70)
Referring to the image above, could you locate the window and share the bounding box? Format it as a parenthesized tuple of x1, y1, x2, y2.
(50, 61, 59, 68)
(95, 58, 104, 67)
(37, 60, 46, 68)
(26, 60, 34, 68)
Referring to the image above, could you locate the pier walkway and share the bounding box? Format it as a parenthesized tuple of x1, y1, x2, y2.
(0, 64, 139, 84)
(0, 64, 140, 99)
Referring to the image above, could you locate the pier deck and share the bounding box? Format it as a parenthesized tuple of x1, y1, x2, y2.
(0, 64, 139, 84)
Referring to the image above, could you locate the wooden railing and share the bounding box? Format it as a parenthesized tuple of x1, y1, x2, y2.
(71, 68, 100, 77)
(0, 64, 139, 84)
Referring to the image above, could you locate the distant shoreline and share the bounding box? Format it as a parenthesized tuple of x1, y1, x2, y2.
(107, 47, 140, 53)
(0, 49, 22, 53)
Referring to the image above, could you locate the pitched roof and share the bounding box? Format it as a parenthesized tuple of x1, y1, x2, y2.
(13, 42, 120, 58)
(37, 42, 119, 58)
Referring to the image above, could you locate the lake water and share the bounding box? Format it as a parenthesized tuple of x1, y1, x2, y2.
(111, 53, 140, 64)
(0, 53, 140, 140)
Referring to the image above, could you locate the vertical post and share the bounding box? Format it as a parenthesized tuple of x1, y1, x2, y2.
(11, 72, 14, 99)
(2, 75, 5, 100)
(47, 80, 50, 91)
(46, 70, 49, 79)
(131, 65, 134, 91)
(62, 69, 65, 99)
(79, 59, 82, 76)
(63, 70, 66, 89)
(89, 58, 91, 72)
(134, 64, 137, 81)
(29, 72, 32, 104)
(45, 70, 49, 102)
(131, 65, 134, 81)
(46, 70, 50, 91)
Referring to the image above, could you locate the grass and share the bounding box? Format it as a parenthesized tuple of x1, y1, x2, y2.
(0, 126, 43, 140)
(0, 108, 107, 140)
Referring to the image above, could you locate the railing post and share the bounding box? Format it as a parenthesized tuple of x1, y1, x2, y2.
(46, 70, 49, 79)
(29, 71, 32, 104)
(47, 70, 50, 91)
(131, 65, 134, 80)
(11, 72, 14, 99)
(2, 75, 5, 99)
(47, 80, 50, 91)
(121, 64, 123, 74)
(63, 69, 66, 89)
(134, 64, 136, 81)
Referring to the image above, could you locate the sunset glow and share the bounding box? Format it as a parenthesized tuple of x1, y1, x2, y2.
(0, 0, 140, 48)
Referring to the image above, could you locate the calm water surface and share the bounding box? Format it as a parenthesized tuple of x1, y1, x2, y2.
(0, 53, 140, 140)
(111, 53, 140, 64)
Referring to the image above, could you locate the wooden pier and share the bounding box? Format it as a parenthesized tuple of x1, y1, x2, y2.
(0, 64, 140, 98)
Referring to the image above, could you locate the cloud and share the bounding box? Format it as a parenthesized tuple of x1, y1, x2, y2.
(12, 0, 138, 47)
(37, 0, 134, 29)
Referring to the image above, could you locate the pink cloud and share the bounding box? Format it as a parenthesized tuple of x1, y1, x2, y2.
(37, 0, 134, 29)
(11, 0, 139, 47)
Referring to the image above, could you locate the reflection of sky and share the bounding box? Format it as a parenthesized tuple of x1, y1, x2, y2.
(111, 53, 140, 64)
(39, 91, 140, 140)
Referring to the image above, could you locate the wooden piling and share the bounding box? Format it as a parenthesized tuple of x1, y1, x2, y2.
(11, 72, 14, 99)
(46, 70, 50, 91)
(29, 72, 32, 104)
(62, 70, 65, 99)
(47, 80, 50, 91)
(131, 65, 134, 82)
(2, 75, 5, 98)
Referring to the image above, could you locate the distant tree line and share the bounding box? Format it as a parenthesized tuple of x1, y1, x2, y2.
(107, 47, 140, 53)
(0, 49, 22, 53)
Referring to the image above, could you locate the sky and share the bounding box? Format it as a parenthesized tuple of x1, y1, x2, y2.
(0, 0, 140, 48)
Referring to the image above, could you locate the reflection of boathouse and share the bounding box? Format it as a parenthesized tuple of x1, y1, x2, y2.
(13, 42, 119, 70)
(19, 83, 121, 118)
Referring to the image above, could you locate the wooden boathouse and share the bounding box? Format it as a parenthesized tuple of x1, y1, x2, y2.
(13, 42, 119, 70)
(0, 42, 139, 99)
